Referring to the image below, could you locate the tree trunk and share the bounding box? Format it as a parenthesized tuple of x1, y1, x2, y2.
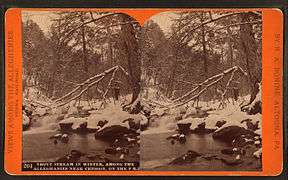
(227, 27, 234, 66)
(107, 27, 114, 66)
(80, 14, 89, 79)
(201, 13, 208, 79)
(165, 57, 177, 98)
(121, 19, 141, 104)
(240, 13, 261, 88)
(80, 14, 90, 100)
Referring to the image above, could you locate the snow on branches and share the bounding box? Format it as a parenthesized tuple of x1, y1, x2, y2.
(168, 66, 247, 108)
(52, 65, 129, 108)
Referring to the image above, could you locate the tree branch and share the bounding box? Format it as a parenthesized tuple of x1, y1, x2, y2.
(218, 68, 237, 108)
(170, 75, 224, 108)
(170, 12, 258, 46)
(54, 75, 106, 108)
(170, 66, 247, 107)
(53, 66, 118, 103)
(172, 66, 237, 103)
(207, 20, 262, 34)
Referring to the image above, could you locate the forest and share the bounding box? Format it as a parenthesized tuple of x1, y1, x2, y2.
(22, 10, 262, 171)
(23, 12, 141, 108)
(141, 11, 262, 108)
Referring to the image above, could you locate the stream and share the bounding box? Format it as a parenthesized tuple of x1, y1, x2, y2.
(23, 113, 261, 171)
(140, 131, 262, 171)
(23, 131, 110, 162)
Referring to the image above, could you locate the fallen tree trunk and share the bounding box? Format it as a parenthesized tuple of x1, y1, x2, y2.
(54, 66, 119, 103)
(169, 66, 247, 108)
(52, 65, 129, 108)
(54, 75, 106, 108)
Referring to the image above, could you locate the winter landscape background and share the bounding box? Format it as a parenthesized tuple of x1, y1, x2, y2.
(22, 10, 262, 171)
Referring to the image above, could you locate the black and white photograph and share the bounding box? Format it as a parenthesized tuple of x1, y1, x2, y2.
(139, 11, 262, 171)
(21, 10, 262, 171)
(22, 11, 142, 168)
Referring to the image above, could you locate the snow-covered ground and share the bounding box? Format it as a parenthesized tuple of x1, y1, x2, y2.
(142, 96, 262, 137)
(24, 86, 261, 139)
(59, 103, 143, 130)
(24, 99, 145, 134)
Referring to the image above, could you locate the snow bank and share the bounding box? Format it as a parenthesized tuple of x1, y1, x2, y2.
(23, 112, 30, 126)
(23, 87, 52, 107)
(143, 98, 262, 136)
(59, 103, 143, 131)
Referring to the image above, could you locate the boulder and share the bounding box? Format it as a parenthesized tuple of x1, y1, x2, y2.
(177, 123, 192, 134)
(241, 83, 262, 115)
(169, 150, 201, 165)
(55, 150, 85, 162)
(123, 118, 140, 130)
(31, 113, 41, 119)
(105, 147, 117, 154)
(202, 155, 218, 161)
(151, 108, 165, 117)
(95, 125, 132, 140)
(247, 121, 260, 131)
(215, 120, 226, 128)
(166, 133, 180, 140)
(56, 115, 65, 121)
(86, 154, 102, 160)
(67, 109, 91, 118)
(192, 122, 215, 134)
(60, 134, 69, 143)
(73, 122, 98, 134)
(220, 157, 243, 166)
(49, 133, 62, 139)
(70, 150, 86, 158)
(232, 135, 255, 147)
(179, 107, 187, 115)
(253, 148, 262, 159)
(241, 118, 260, 131)
(97, 120, 108, 128)
(119, 154, 125, 161)
(195, 122, 206, 131)
(79, 121, 88, 129)
(76, 106, 83, 112)
(221, 148, 235, 155)
(23, 105, 33, 117)
(179, 134, 186, 144)
(140, 115, 149, 131)
(195, 107, 209, 118)
(141, 104, 152, 117)
(119, 147, 129, 154)
(212, 125, 255, 144)
(248, 101, 261, 115)
(61, 106, 69, 114)
(175, 115, 183, 121)
(23, 111, 31, 131)
(59, 122, 73, 132)
(53, 139, 58, 145)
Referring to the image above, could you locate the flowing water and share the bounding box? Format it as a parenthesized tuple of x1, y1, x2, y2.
(140, 132, 261, 171)
(23, 114, 110, 162)
(23, 132, 110, 162)
(23, 113, 261, 171)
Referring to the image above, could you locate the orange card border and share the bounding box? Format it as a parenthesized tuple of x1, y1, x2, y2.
(4, 8, 284, 176)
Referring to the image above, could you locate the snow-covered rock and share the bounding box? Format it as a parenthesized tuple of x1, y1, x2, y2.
(59, 122, 73, 132)
(95, 125, 131, 140)
(34, 107, 48, 116)
(212, 125, 255, 144)
(151, 107, 166, 117)
(23, 111, 31, 131)
(253, 148, 262, 159)
(177, 122, 192, 134)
